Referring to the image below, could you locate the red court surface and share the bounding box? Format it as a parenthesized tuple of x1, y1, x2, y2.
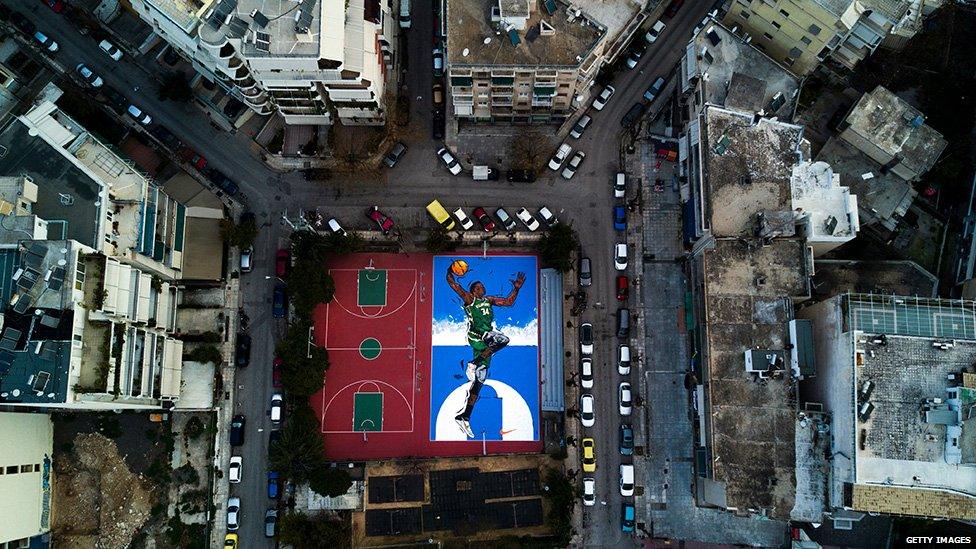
(310, 253, 542, 460)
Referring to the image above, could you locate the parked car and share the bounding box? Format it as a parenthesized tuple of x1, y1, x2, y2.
(619, 424, 634, 456)
(276, 249, 290, 278)
(616, 275, 629, 301)
(579, 257, 592, 287)
(239, 246, 253, 273)
(437, 147, 463, 175)
(328, 218, 347, 236)
(150, 124, 182, 149)
(383, 141, 407, 168)
(580, 322, 593, 355)
(268, 430, 280, 457)
(664, 0, 685, 17)
(625, 47, 644, 69)
(614, 173, 626, 198)
(617, 344, 631, 375)
(33, 31, 58, 53)
(224, 533, 238, 549)
(75, 64, 103, 87)
(581, 437, 596, 472)
(580, 357, 593, 389)
(620, 102, 647, 127)
(548, 143, 572, 171)
(432, 83, 444, 108)
(272, 285, 287, 318)
(614, 243, 628, 270)
(452, 207, 474, 230)
(580, 393, 595, 427)
(645, 20, 666, 43)
(10, 12, 36, 35)
(127, 104, 152, 125)
(472, 207, 496, 232)
(230, 415, 245, 446)
(561, 151, 585, 180)
(365, 206, 395, 234)
(432, 112, 445, 140)
(426, 199, 455, 230)
(267, 471, 280, 499)
(506, 169, 536, 183)
(622, 503, 636, 533)
(643, 76, 666, 103)
(570, 114, 592, 139)
(538, 206, 558, 228)
(206, 168, 239, 195)
(617, 308, 631, 339)
(620, 464, 635, 496)
(101, 86, 128, 109)
(40, 0, 65, 14)
(516, 208, 540, 231)
(592, 85, 615, 110)
(235, 333, 251, 367)
(270, 393, 283, 425)
(495, 207, 517, 231)
(272, 357, 283, 388)
(583, 477, 596, 506)
(613, 205, 627, 232)
(226, 497, 241, 531)
(472, 165, 498, 181)
(98, 39, 123, 61)
(432, 47, 444, 76)
(229, 456, 242, 483)
(619, 382, 633, 415)
(264, 509, 278, 538)
(178, 146, 207, 170)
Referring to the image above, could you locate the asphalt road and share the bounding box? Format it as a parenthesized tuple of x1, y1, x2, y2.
(15, 0, 713, 545)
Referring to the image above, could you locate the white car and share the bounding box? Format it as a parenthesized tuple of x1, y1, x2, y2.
(328, 218, 347, 236)
(592, 85, 615, 111)
(580, 322, 593, 355)
(537, 206, 558, 228)
(548, 143, 572, 171)
(582, 477, 596, 506)
(618, 345, 631, 375)
(645, 20, 666, 43)
(436, 147, 462, 175)
(620, 464, 635, 496)
(270, 393, 283, 424)
(570, 115, 591, 139)
(76, 64, 103, 88)
(561, 151, 585, 180)
(33, 31, 58, 53)
(227, 497, 241, 530)
(516, 208, 540, 231)
(614, 173, 626, 198)
(229, 456, 242, 483)
(99, 40, 123, 61)
(619, 382, 632, 416)
(614, 243, 628, 271)
(580, 393, 595, 427)
(452, 207, 474, 230)
(126, 104, 152, 125)
(580, 358, 593, 389)
(625, 48, 643, 69)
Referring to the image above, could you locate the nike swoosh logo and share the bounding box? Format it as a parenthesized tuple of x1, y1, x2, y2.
(500, 428, 517, 435)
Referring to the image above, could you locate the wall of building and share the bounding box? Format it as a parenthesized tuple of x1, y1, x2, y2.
(0, 412, 52, 544)
(722, 0, 840, 74)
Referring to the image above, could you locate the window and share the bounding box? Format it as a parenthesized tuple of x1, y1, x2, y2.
(779, 9, 789, 17)
(801, 36, 812, 45)
(754, 43, 766, 52)
(20, 464, 31, 473)
(772, 21, 781, 29)
(763, 32, 773, 40)
(740, 10, 750, 19)
(75, 260, 86, 291)
(784, 57, 795, 66)
(34, 464, 41, 472)
(809, 24, 821, 35)
(5, 465, 16, 474)
(789, 47, 803, 58)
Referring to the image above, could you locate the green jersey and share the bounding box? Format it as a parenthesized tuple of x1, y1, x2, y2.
(464, 297, 494, 342)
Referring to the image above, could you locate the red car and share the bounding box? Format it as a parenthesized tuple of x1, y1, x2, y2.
(472, 207, 496, 232)
(275, 249, 290, 278)
(178, 146, 208, 170)
(272, 357, 283, 388)
(616, 275, 629, 301)
(365, 206, 395, 234)
(41, 0, 65, 13)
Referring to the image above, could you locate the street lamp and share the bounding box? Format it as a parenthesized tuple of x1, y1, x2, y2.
(265, 275, 284, 282)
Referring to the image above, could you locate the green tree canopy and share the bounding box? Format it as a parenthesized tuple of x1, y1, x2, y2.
(157, 72, 193, 103)
(424, 226, 458, 253)
(289, 259, 335, 319)
(269, 404, 325, 482)
(537, 223, 580, 273)
(219, 217, 258, 249)
(542, 467, 574, 546)
(279, 512, 351, 549)
(308, 466, 353, 498)
(277, 321, 329, 398)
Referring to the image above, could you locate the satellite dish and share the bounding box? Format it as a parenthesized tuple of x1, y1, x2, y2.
(484, 37, 491, 44)
(462, 48, 469, 56)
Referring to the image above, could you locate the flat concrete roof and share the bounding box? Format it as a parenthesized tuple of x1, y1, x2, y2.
(812, 260, 938, 300)
(198, 0, 325, 58)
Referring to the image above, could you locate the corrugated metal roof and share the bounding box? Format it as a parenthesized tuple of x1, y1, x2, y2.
(540, 268, 564, 411)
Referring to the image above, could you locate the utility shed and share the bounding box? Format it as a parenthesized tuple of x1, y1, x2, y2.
(540, 268, 564, 411)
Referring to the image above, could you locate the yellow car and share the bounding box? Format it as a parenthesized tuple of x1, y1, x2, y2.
(582, 437, 596, 473)
(224, 533, 238, 549)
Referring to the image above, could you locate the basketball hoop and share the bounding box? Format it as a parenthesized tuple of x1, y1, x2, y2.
(365, 259, 375, 270)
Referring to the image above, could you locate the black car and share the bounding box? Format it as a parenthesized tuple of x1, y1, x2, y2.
(10, 12, 36, 35)
(235, 333, 251, 367)
(432, 113, 445, 140)
(268, 430, 281, 457)
(506, 169, 537, 183)
(206, 168, 240, 196)
(620, 102, 647, 128)
(230, 414, 245, 446)
(100, 86, 128, 110)
(149, 125, 182, 149)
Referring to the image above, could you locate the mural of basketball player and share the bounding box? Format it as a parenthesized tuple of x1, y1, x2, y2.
(446, 263, 526, 438)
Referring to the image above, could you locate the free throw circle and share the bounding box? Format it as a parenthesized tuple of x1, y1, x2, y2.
(359, 337, 382, 360)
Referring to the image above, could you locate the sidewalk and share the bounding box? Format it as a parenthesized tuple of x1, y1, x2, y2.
(209, 274, 241, 548)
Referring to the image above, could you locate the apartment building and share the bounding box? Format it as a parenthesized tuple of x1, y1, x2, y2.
(801, 294, 976, 521)
(0, 412, 52, 547)
(445, 0, 605, 124)
(129, 0, 398, 125)
(722, 0, 917, 75)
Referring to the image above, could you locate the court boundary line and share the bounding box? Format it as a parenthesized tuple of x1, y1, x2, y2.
(330, 269, 418, 320)
(322, 378, 415, 434)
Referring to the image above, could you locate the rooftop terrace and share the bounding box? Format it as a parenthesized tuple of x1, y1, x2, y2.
(144, 0, 214, 32)
(198, 0, 327, 58)
(446, 0, 604, 67)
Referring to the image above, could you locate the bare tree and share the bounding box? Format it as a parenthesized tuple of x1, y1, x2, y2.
(509, 130, 551, 172)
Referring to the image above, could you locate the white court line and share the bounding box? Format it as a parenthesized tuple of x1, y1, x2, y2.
(321, 378, 416, 433)
(331, 271, 418, 320)
(326, 347, 415, 352)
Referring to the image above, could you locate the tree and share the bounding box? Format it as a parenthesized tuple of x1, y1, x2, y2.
(220, 217, 259, 249)
(269, 404, 326, 482)
(509, 130, 550, 172)
(290, 230, 362, 263)
(277, 321, 329, 398)
(542, 467, 574, 546)
(289, 259, 335, 319)
(308, 466, 353, 498)
(537, 224, 579, 273)
(279, 512, 351, 549)
(157, 72, 193, 103)
(424, 226, 458, 253)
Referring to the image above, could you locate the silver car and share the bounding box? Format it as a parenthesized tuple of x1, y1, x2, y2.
(226, 497, 241, 531)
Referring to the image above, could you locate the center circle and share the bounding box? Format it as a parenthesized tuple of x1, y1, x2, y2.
(359, 337, 381, 360)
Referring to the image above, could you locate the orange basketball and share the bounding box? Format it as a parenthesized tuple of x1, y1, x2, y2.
(451, 260, 469, 277)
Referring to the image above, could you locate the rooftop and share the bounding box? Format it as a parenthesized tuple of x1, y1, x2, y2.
(144, 0, 215, 33)
(790, 160, 859, 241)
(812, 260, 938, 300)
(816, 136, 916, 232)
(686, 22, 799, 117)
(813, 0, 855, 17)
(842, 86, 948, 178)
(702, 107, 805, 237)
(701, 238, 810, 517)
(198, 0, 327, 58)
(446, 0, 604, 67)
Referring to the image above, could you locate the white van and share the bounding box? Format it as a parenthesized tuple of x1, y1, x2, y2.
(399, 0, 411, 28)
(472, 165, 498, 181)
(620, 464, 635, 496)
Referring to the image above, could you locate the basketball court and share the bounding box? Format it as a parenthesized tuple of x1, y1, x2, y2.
(310, 252, 543, 460)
